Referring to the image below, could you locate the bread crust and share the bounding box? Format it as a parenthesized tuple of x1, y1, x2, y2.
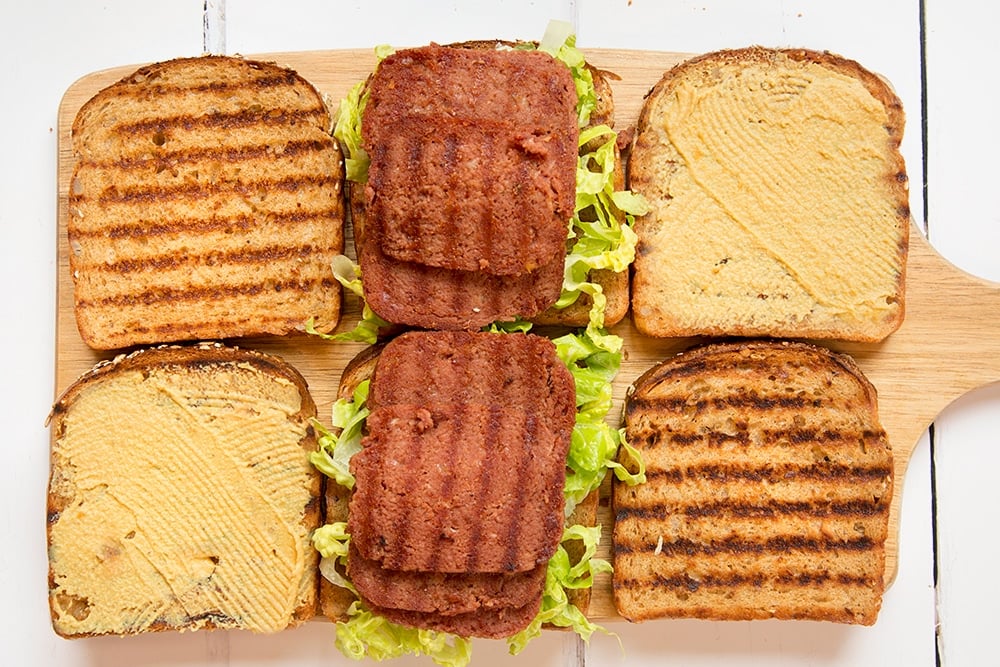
(47, 342, 321, 637)
(629, 47, 910, 342)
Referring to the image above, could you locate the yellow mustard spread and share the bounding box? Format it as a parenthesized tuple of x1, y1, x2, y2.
(49, 362, 314, 635)
(658, 61, 901, 323)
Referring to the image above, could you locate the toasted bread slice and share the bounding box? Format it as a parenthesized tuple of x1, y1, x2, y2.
(629, 47, 909, 342)
(47, 343, 321, 637)
(613, 340, 893, 624)
(69, 55, 344, 350)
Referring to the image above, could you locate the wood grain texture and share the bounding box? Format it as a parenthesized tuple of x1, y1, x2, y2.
(54, 48, 1000, 621)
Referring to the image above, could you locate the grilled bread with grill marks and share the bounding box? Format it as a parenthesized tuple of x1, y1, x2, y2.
(318, 331, 599, 637)
(68, 55, 344, 350)
(629, 47, 909, 342)
(47, 343, 321, 637)
(613, 340, 893, 625)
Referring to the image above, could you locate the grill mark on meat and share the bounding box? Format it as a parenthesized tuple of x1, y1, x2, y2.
(113, 106, 328, 136)
(80, 244, 319, 274)
(613, 535, 875, 556)
(93, 174, 337, 205)
(615, 570, 877, 591)
(388, 416, 429, 572)
(500, 409, 533, 572)
(616, 498, 886, 521)
(465, 402, 501, 572)
(637, 462, 893, 484)
(442, 131, 461, 262)
(515, 151, 533, 256)
(478, 131, 496, 270)
(426, 403, 464, 573)
(76, 276, 336, 307)
(68, 210, 337, 240)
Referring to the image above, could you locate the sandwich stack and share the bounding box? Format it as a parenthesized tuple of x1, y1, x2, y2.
(340, 331, 577, 637)
(355, 44, 579, 330)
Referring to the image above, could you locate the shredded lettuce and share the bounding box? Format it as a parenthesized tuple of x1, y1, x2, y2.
(308, 380, 370, 490)
(554, 330, 646, 514)
(557, 124, 649, 348)
(507, 524, 611, 654)
(306, 256, 390, 344)
(332, 45, 394, 182)
(333, 79, 370, 183)
(543, 30, 597, 127)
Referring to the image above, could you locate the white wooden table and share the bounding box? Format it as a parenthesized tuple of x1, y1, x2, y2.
(3, 1, 996, 665)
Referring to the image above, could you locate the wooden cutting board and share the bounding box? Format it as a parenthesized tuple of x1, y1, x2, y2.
(54, 48, 1000, 621)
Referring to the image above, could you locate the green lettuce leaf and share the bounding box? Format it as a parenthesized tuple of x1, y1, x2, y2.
(506, 524, 612, 654)
(306, 256, 390, 345)
(333, 79, 370, 183)
(554, 330, 646, 515)
(308, 380, 370, 490)
(313, 524, 472, 667)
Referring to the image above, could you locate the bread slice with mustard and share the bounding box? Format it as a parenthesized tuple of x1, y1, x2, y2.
(68, 55, 345, 350)
(629, 47, 910, 342)
(46, 343, 321, 637)
(613, 340, 893, 624)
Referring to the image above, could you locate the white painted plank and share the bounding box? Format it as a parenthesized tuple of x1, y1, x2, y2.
(0, 3, 212, 667)
(924, 1, 1000, 665)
